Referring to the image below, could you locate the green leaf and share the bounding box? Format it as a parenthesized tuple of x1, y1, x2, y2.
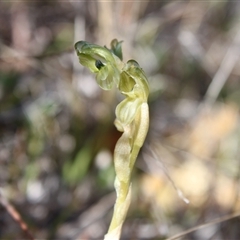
(63, 145, 92, 186)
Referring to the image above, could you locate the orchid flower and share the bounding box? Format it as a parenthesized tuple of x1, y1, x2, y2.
(75, 39, 149, 240)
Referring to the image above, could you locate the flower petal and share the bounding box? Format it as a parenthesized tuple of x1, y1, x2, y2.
(115, 97, 142, 126)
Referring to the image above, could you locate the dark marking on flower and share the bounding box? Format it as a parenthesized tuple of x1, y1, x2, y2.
(95, 60, 104, 70)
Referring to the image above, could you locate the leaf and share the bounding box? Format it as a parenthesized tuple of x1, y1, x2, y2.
(63, 145, 92, 186)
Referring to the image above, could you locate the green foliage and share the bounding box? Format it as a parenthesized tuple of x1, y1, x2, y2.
(63, 144, 92, 186)
(0, 71, 19, 93)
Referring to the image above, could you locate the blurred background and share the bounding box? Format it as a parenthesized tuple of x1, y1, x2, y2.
(0, 1, 240, 239)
